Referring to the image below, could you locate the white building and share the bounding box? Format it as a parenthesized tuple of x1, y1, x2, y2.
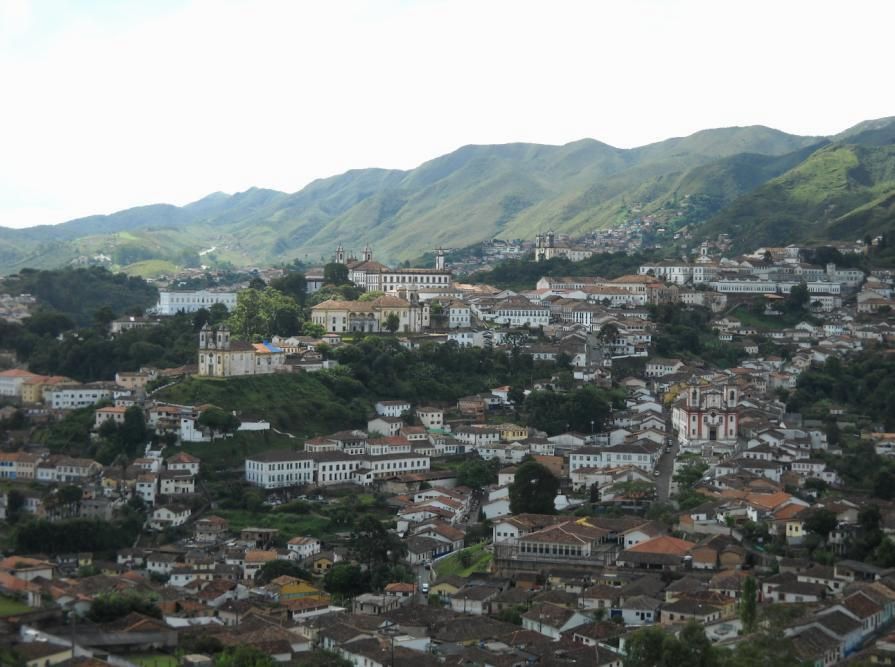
(287, 536, 321, 559)
(245, 451, 316, 489)
(375, 400, 411, 417)
(45, 383, 114, 410)
(155, 289, 238, 315)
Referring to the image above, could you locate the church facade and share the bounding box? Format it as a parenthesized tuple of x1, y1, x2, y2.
(197, 325, 285, 378)
(334, 244, 452, 293)
(671, 379, 739, 449)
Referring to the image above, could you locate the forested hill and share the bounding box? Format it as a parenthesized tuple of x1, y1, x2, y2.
(1, 118, 894, 273)
(2, 267, 158, 326)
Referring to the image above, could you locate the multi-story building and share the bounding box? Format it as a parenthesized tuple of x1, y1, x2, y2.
(45, 383, 114, 410)
(155, 289, 237, 315)
(311, 294, 430, 334)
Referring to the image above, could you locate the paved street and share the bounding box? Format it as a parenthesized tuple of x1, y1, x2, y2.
(655, 431, 679, 502)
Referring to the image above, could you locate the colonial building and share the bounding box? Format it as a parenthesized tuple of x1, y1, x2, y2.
(534, 231, 594, 262)
(335, 244, 453, 293)
(310, 294, 429, 334)
(672, 379, 739, 448)
(197, 325, 285, 377)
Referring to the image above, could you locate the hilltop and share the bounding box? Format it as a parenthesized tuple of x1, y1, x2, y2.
(1, 118, 894, 273)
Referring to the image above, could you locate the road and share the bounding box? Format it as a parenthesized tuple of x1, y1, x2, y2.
(655, 430, 679, 502)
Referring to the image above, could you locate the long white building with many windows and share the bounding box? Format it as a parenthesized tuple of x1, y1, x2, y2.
(155, 289, 238, 315)
(245, 449, 430, 489)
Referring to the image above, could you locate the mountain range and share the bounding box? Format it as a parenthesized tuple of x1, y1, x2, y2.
(2, 117, 894, 275)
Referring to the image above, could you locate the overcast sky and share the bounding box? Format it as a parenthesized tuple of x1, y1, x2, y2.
(1, 0, 893, 229)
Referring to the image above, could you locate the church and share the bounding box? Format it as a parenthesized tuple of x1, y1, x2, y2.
(671, 378, 739, 449)
(197, 325, 285, 378)
(333, 243, 452, 293)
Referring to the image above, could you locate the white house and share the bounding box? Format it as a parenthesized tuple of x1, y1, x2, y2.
(375, 400, 411, 418)
(287, 536, 321, 559)
(149, 504, 191, 531)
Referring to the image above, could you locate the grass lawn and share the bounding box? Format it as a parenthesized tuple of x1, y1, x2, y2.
(0, 596, 32, 617)
(130, 655, 177, 667)
(217, 509, 333, 539)
(164, 431, 301, 470)
(434, 543, 493, 578)
(732, 306, 815, 331)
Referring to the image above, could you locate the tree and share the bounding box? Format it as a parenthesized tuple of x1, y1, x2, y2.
(509, 461, 559, 514)
(88, 591, 161, 622)
(507, 385, 526, 406)
(118, 405, 149, 455)
(5, 489, 25, 524)
(804, 508, 837, 543)
(349, 515, 406, 572)
(227, 287, 301, 340)
(739, 576, 757, 634)
(323, 263, 350, 285)
(248, 276, 267, 290)
(874, 470, 895, 500)
(785, 282, 809, 313)
(457, 457, 498, 489)
(255, 559, 312, 584)
(94, 306, 116, 333)
(825, 418, 840, 447)
(215, 646, 275, 667)
(270, 272, 308, 307)
(385, 313, 400, 334)
(324, 562, 367, 599)
(197, 407, 241, 437)
(358, 290, 385, 302)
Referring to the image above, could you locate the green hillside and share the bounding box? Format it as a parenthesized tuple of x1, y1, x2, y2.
(699, 143, 895, 249)
(1, 119, 894, 273)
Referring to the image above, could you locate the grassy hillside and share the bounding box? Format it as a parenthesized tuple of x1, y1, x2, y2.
(700, 143, 895, 249)
(155, 373, 371, 435)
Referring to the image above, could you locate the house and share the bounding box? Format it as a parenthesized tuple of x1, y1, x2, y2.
(195, 515, 229, 543)
(660, 599, 723, 625)
(149, 504, 191, 530)
(94, 405, 128, 429)
(451, 585, 501, 615)
(285, 536, 321, 561)
(522, 602, 590, 639)
(416, 406, 445, 430)
(167, 452, 201, 475)
(384, 582, 417, 598)
(375, 400, 412, 417)
(618, 595, 662, 626)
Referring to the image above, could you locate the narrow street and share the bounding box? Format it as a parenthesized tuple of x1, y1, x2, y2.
(655, 430, 679, 502)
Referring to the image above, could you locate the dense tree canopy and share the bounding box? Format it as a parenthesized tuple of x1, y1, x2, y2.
(509, 461, 559, 514)
(227, 287, 302, 340)
(522, 385, 618, 436)
(0, 313, 199, 383)
(255, 559, 312, 584)
(457, 457, 500, 489)
(788, 351, 895, 429)
(2, 267, 158, 326)
(88, 591, 161, 623)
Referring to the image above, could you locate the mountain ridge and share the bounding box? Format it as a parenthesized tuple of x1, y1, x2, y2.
(0, 118, 893, 273)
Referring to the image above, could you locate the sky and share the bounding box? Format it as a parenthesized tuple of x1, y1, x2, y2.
(1, 0, 893, 229)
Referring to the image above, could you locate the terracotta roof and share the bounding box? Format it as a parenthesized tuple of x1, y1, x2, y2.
(625, 535, 695, 556)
